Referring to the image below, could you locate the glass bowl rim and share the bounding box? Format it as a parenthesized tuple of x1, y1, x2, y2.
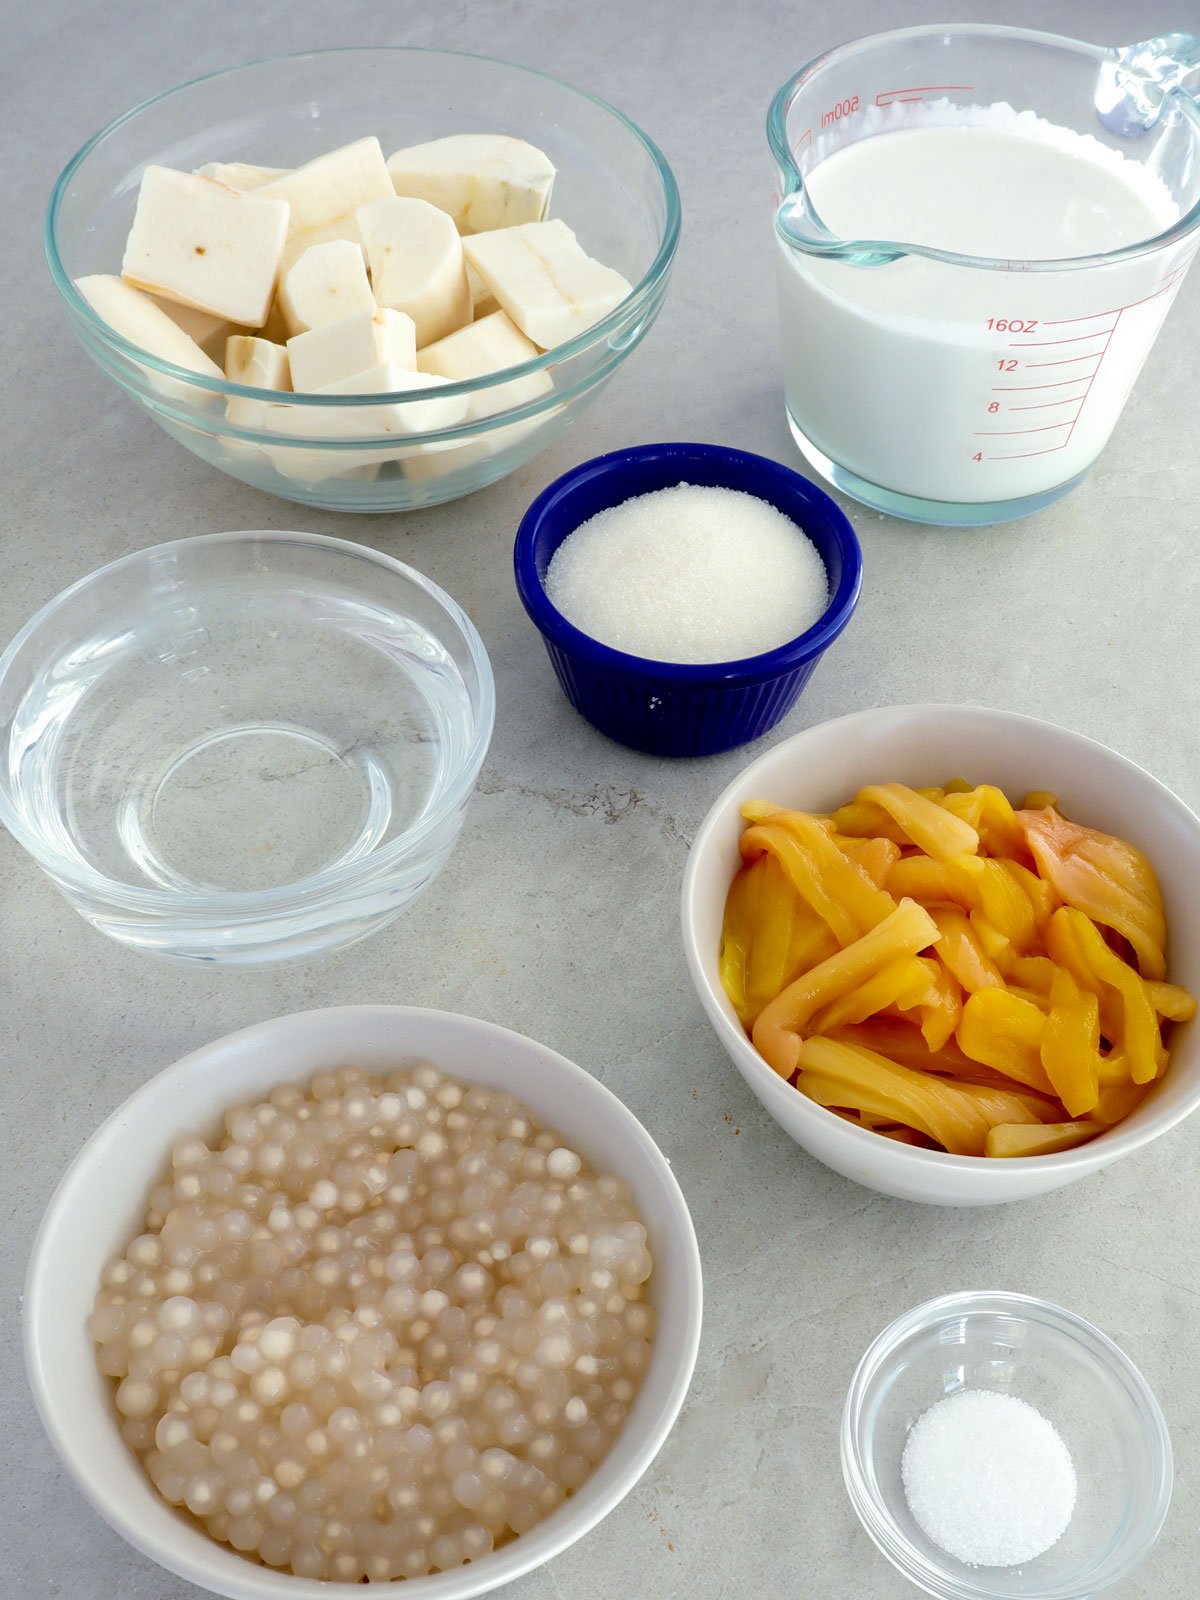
(513, 441, 864, 685)
(766, 22, 1200, 273)
(840, 1288, 1174, 1599)
(45, 45, 682, 415)
(0, 528, 496, 914)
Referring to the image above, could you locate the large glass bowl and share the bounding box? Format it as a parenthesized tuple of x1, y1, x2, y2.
(0, 531, 495, 965)
(45, 48, 680, 513)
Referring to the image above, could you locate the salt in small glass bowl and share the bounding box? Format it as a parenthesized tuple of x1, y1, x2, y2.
(0, 530, 494, 965)
(842, 1290, 1173, 1599)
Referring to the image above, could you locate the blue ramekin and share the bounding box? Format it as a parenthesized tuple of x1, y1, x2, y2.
(513, 442, 863, 757)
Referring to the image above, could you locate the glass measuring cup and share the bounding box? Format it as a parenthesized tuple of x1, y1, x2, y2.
(768, 26, 1200, 525)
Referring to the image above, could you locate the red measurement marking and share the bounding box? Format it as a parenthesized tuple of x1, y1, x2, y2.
(991, 377, 1093, 392)
(1092, 277, 1184, 318)
(875, 84, 974, 106)
(1009, 398, 1084, 411)
(989, 305, 1124, 458)
(1039, 268, 1186, 325)
(989, 445, 1072, 460)
(1063, 310, 1121, 446)
(1041, 309, 1123, 326)
(974, 421, 1073, 436)
(988, 256, 1192, 463)
(1009, 329, 1115, 347)
(795, 128, 812, 146)
(1024, 353, 1102, 368)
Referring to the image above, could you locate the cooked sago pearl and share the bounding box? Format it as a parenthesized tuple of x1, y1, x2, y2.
(89, 1062, 654, 1581)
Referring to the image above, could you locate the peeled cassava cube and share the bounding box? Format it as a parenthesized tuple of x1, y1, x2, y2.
(386, 133, 555, 233)
(287, 309, 417, 392)
(357, 195, 472, 348)
(121, 167, 289, 328)
(256, 136, 392, 238)
(77, 274, 223, 379)
(277, 239, 376, 336)
(462, 220, 631, 350)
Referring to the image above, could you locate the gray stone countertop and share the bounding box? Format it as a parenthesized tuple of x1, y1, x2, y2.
(3, 2, 1198, 1596)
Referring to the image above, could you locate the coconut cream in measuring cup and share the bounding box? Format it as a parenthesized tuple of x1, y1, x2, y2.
(768, 27, 1200, 524)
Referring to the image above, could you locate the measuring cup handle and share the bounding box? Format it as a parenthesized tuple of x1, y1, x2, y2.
(1099, 33, 1200, 135)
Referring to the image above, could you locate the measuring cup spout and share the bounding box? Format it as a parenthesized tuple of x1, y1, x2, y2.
(775, 189, 836, 250)
(775, 191, 903, 268)
(1096, 32, 1200, 137)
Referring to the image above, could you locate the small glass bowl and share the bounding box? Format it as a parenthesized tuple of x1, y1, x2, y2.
(513, 442, 862, 757)
(0, 531, 494, 966)
(842, 1291, 1173, 1599)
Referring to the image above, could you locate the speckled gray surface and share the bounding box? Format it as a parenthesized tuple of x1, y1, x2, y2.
(4, 2, 1199, 1595)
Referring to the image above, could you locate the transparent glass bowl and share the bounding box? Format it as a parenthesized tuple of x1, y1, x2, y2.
(45, 48, 681, 513)
(842, 1291, 1173, 1599)
(0, 531, 494, 965)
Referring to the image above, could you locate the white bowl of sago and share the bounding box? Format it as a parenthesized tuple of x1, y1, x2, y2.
(24, 1005, 702, 1599)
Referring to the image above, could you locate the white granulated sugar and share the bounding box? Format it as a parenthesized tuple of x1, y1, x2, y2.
(901, 1389, 1077, 1568)
(544, 483, 830, 664)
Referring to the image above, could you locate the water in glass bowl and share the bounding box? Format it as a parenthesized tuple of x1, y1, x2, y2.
(10, 575, 475, 898)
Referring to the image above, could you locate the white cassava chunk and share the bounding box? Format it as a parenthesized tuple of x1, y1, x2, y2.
(405, 310, 554, 484)
(462, 219, 632, 350)
(257, 137, 392, 239)
(225, 334, 291, 426)
(287, 309, 417, 392)
(76, 275, 223, 379)
(267, 362, 469, 434)
(120, 166, 289, 327)
(263, 362, 469, 482)
(277, 239, 375, 335)
(150, 297, 232, 358)
(278, 218, 366, 278)
(194, 161, 288, 189)
(386, 133, 555, 234)
(467, 261, 499, 319)
(417, 309, 550, 418)
(357, 195, 471, 348)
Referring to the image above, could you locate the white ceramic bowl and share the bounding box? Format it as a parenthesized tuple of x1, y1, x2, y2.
(681, 704, 1200, 1205)
(24, 1006, 703, 1599)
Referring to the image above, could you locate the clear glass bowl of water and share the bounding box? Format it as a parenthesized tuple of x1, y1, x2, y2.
(842, 1291, 1173, 1598)
(0, 531, 494, 965)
